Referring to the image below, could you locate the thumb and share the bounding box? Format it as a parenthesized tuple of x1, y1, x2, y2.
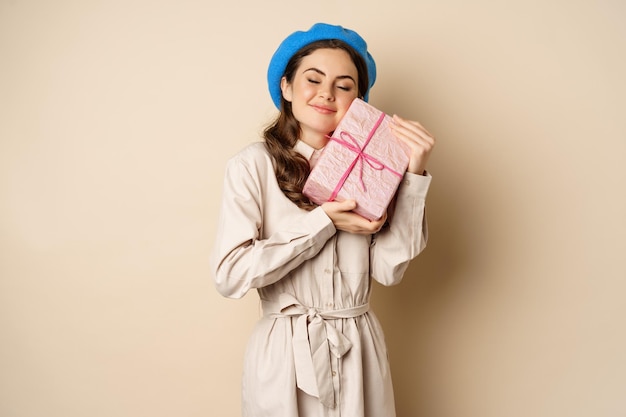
(337, 199, 357, 211)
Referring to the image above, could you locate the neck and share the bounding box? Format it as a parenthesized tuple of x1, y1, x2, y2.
(300, 132, 330, 150)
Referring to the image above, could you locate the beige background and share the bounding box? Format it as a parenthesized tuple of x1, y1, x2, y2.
(1, 0, 625, 416)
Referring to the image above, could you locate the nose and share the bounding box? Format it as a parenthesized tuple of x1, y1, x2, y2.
(319, 83, 335, 101)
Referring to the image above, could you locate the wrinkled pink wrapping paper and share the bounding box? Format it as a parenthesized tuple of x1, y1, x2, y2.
(303, 98, 410, 221)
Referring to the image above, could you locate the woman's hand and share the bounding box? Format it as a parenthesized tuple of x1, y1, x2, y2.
(321, 199, 387, 235)
(390, 114, 435, 175)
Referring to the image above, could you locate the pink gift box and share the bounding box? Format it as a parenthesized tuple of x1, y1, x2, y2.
(303, 98, 410, 221)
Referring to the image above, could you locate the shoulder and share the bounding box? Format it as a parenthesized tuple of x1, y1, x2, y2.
(224, 141, 275, 183)
(227, 142, 272, 169)
(226, 142, 272, 170)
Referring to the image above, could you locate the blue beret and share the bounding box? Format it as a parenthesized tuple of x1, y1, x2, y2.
(267, 22, 377, 109)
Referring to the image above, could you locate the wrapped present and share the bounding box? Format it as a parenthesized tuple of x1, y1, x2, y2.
(303, 98, 410, 221)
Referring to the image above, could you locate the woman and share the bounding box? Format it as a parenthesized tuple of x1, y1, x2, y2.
(210, 22, 435, 417)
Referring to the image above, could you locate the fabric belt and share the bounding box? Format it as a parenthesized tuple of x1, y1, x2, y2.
(262, 293, 370, 409)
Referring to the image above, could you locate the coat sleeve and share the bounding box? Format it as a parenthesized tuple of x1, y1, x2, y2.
(369, 171, 431, 286)
(209, 149, 336, 299)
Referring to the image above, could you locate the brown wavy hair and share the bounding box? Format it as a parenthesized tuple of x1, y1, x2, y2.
(263, 39, 369, 210)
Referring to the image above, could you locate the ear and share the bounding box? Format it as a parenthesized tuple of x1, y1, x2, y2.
(280, 76, 293, 103)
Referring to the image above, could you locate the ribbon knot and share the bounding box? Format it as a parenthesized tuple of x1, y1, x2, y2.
(327, 112, 403, 202)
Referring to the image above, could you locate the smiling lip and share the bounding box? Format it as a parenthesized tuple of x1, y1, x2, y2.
(310, 104, 336, 114)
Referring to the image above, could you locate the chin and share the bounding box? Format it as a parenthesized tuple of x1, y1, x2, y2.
(307, 121, 337, 136)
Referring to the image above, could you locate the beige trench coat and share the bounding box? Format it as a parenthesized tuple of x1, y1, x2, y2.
(210, 140, 431, 417)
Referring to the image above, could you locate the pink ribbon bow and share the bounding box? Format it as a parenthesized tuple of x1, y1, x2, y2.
(327, 112, 403, 202)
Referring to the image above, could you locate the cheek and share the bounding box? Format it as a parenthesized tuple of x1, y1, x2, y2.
(336, 96, 357, 117)
(293, 80, 316, 98)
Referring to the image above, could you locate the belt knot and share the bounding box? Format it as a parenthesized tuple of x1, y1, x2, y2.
(262, 293, 370, 409)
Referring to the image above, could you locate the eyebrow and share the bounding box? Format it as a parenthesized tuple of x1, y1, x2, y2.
(303, 67, 356, 83)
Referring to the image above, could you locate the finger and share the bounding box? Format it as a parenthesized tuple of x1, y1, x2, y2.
(392, 127, 435, 152)
(392, 114, 433, 136)
(364, 213, 387, 233)
(346, 211, 387, 234)
(325, 199, 357, 213)
(391, 123, 436, 151)
(391, 115, 434, 141)
(391, 125, 433, 144)
(337, 199, 357, 211)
